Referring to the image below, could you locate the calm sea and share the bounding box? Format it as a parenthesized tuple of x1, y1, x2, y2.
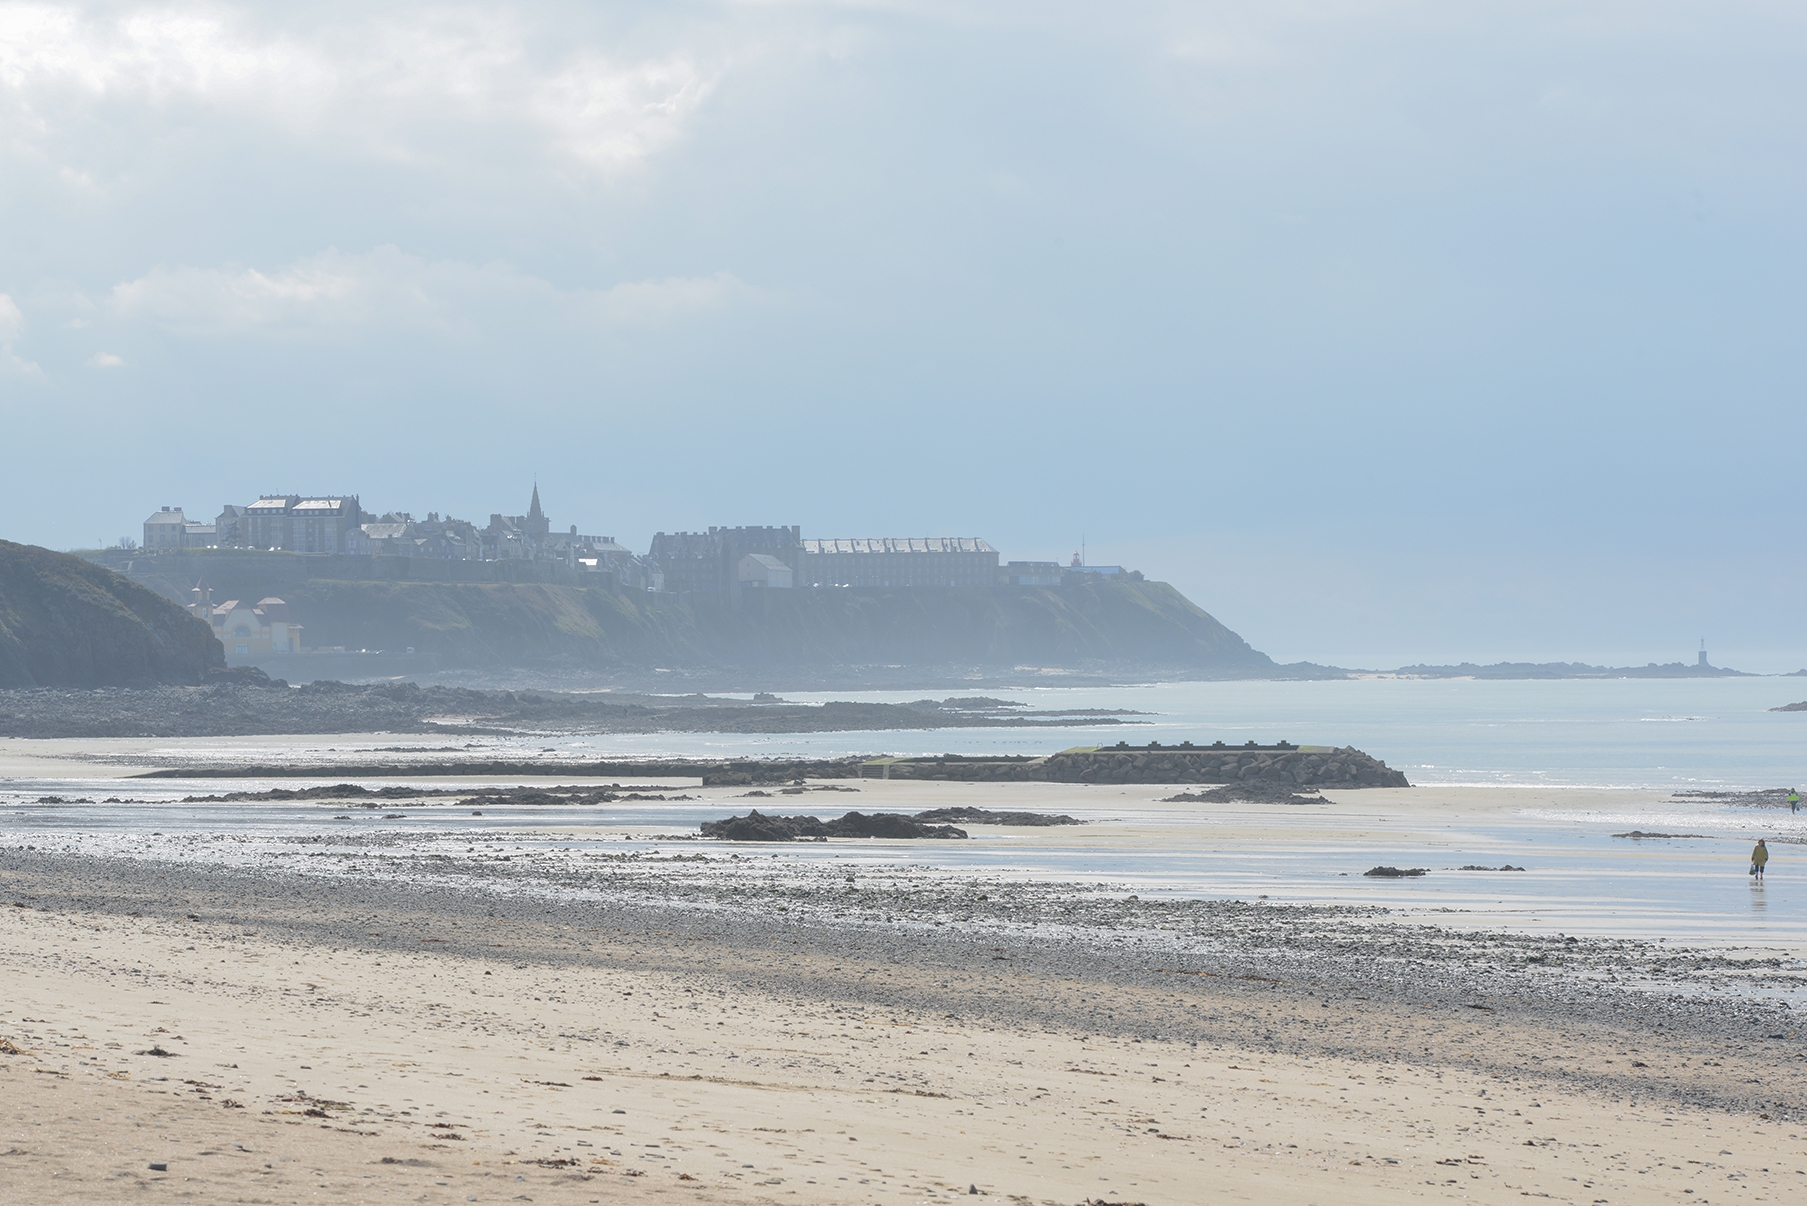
(532, 676, 1807, 790)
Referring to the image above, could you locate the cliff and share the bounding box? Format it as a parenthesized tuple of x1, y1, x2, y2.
(275, 577, 1274, 674)
(0, 540, 225, 687)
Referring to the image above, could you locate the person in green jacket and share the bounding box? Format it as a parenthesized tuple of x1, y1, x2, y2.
(1790, 788, 1800, 815)
(1751, 839, 1769, 881)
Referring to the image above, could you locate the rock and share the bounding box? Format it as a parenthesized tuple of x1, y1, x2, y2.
(699, 809, 967, 841)
(1163, 783, 1323, 805)
(911, 807, 1083, 826)
(203, 664, 285, 687)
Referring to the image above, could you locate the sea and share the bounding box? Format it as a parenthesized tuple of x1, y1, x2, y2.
(4, 676, 1804, 962)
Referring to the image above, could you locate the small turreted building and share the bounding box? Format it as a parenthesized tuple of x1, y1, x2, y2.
(209, 596, 302, 658)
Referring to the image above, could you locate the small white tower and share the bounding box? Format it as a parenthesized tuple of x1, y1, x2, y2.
(1698, 638, 1708, 668)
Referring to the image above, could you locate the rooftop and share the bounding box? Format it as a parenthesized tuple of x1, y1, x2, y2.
(802, 538, 996, 555)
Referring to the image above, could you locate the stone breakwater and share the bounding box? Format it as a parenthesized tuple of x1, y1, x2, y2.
(865, 744, 1410, 788)
(140, 743, 1410, 788)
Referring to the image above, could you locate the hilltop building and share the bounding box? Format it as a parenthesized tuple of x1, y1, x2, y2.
(1004, 561, 1062, 586)
(214, 505, 249, 545)
(485, 485, 560, 558)
(142, 507, 216, 550)
(131, 490, 1123, 599)
(799, 538, 998, 589)
(649, 527, 801, 596)
(362, 512, 486, 560)
(244, 496, 365, 553)
(738, 553, 794, 589)
(143, 507, 187, 550)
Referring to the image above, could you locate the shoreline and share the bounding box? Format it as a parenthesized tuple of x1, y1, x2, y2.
(2, 848, 1802, 1205)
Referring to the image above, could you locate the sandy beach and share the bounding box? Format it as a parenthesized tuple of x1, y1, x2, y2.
(3, 862, 1803, 1206)
(3, 736, 1805, 1203)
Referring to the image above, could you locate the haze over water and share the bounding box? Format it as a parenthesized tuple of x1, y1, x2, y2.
(491, 677, 1806, 791)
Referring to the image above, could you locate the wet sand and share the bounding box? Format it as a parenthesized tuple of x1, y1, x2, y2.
(3, 844, 1805, 1206)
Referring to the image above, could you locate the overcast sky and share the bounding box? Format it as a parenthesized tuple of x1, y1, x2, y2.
(2, 2, 1803, 669)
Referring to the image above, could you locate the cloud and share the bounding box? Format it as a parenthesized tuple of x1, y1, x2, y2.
(0, 3, 718, 172)
(87, 350, 123, 366)
(0, 291, 41, 375)
(105, 246, 756, 338)
(590, 271, 756, 325)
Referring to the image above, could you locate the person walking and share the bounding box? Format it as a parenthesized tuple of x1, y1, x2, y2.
(1751, 838, 1769, 881)
(1790, 788, 1800, 815)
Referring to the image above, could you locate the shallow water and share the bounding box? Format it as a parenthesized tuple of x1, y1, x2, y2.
(5, 776, 1802, 958)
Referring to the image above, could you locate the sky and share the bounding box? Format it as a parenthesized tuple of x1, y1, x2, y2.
(2, 1, 1804, 671)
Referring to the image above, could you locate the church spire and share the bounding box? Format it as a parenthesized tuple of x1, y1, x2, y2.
(524, 481, 549, 539)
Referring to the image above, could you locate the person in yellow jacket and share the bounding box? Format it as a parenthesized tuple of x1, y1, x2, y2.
(1751, 839, 1769, 881)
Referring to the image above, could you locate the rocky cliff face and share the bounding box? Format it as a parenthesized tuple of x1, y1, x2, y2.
(125, 575, 1275, 675)
(0, 540, 225, 688)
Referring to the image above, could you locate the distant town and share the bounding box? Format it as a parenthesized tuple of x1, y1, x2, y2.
(130, 488, 1142, 656)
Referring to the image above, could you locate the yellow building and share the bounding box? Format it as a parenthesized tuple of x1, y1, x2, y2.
(202, 595, 302, 658)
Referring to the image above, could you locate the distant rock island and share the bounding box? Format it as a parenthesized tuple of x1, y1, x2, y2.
(0, 540, 223, 687)
(1386, 660, 1752, 680)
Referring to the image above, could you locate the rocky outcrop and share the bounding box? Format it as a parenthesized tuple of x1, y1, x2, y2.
(699, 810, 968, 841)
(910, 807, 1083, 826)
(1162, 783, 1326, 805)
(0, 540, 224, 688)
